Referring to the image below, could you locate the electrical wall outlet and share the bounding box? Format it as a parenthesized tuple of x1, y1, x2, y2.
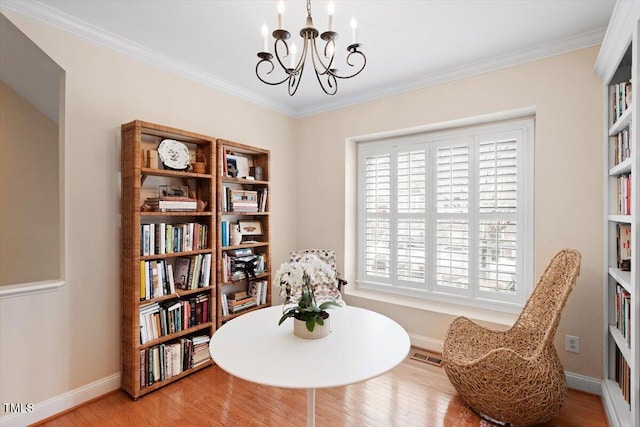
(566, 335, 580, 353)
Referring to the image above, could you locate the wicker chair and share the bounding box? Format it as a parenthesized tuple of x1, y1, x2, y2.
(442, 249, 582, 426)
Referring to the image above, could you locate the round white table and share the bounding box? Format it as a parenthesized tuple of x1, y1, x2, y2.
(209, 305, 410, 427)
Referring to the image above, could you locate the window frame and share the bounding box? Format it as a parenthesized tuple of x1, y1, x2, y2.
(356, 116, 534, 312)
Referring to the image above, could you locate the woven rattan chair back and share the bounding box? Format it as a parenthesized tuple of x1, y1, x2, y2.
(442, 248, 582, 426)
(511, 248, 582, 354)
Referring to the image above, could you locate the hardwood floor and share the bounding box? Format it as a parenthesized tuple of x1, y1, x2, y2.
(37, 354, 608, 426)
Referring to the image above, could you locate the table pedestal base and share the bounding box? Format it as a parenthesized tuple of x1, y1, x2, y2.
(307, 388, 315, 427)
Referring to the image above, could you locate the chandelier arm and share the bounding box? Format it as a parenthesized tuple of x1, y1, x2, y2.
(256, 58, 294, 86)
(332, 49, 367, 80)
(288, 60, 304, 96)
(272, 38, 292, 75)
(292, 34, 311, 75)
(313, 66, 338, 95)
(310, 38, 333, 76)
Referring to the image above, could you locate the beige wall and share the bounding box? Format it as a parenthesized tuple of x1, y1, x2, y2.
(0, 8, 604, 416)
(0, 10, 297, 405)
(295, 46, 604, 379)
(0, 81, 60, 285)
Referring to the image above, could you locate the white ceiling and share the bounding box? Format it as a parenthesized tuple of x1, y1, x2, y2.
(1, 0, 616, 117)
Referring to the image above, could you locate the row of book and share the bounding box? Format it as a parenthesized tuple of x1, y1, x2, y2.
(615, 174, 631, 216)
(139, 293, 210, 344)
(140, 335, 210, 388)
(615, 284, 631, 346)
(221, 187, 268, 212)
(612, 126, 631, 166)
(139, 254, 212, 300)
(614, 347, 631, 406)
(140, 222, 208, 256)
(612, 80, 632, 121)
(616, 223, 631, 272)
(220, 281, 268, 316)
(220, 221, 236, 247)
(221, 252, 266, 283)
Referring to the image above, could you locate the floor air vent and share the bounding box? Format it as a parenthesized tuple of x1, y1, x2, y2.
(410, 350, 443, 367)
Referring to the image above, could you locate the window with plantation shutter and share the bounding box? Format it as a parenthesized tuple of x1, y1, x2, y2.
(357, 117, 533, 312)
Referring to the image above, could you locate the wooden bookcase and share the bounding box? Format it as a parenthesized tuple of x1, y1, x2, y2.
(216, 139, 271, 327)
(120, 120, 216, 399)
(595, 3, 640, 426)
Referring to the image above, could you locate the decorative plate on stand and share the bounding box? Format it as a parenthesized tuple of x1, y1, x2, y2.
(158, 139, 190, 171)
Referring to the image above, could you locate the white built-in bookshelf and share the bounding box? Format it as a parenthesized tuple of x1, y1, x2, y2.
(595, 2, 640, 426)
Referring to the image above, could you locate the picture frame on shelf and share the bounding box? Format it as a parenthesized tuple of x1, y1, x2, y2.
(239, 220, 262, 236)
(226, 153, 250, 178)
(159, 185, 189, 198)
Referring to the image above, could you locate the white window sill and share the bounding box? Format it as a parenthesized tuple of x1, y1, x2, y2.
(0, 279, 65, 299)
(344, 286, 518, 327)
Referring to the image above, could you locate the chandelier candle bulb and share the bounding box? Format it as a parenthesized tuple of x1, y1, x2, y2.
(261, 23, 269, 52)
(290, 43, 297, 68)
(350, 16, 357, 44)
(277, 1, 285, 29)
(328, 2, 334, 31)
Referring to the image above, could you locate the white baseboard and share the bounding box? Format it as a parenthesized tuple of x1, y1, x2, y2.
(0, 373, 120, 427)
(408, 333, 444, 353)
(565, 371, 602, 395)
(408, 332, 602, 396)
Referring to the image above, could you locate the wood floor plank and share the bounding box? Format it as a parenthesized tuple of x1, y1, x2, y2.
(35, 354, 608, 426)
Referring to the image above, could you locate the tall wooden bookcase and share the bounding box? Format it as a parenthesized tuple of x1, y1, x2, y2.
(216, 139, 271, 327)
(595, 2, 640, 426)
(121, 120, 216, 398)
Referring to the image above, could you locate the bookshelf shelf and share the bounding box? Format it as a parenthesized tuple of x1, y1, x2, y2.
(140, 211, 213, 217)
(216, 139, 271, 328)
(140, 248, 213, 261)
(595, 3, 640, 425)
(138, 322, 214, 350)
(141, 167, 213, 179)
(610, 324, 632, 363)
(136, 286, 215, 305)
(608, 214, 632, 223)
(609, 267, 632, 292)
(121, 120, 217, 399)
(136, 360, 213, 394)
(609, 105, 632, 136)
(609, 158, 632, 176)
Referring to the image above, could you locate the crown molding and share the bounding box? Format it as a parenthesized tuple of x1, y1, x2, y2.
(0, 0, 298, 117)
(2, 0, 606, 119)
(594, 1, 640, 81)
(297, 27, 606, 117)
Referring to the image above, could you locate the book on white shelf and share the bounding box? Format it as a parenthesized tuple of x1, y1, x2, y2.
(617, 223, 632, 271)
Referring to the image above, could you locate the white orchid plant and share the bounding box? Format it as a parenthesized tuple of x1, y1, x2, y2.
(275, 254, 341, 332)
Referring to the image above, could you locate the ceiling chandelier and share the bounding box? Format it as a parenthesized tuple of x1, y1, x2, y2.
(256, 0, 366, 96)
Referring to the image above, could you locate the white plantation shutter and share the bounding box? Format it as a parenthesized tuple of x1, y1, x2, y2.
(357, 117, 532, 311)
(364, 154, 392, 280)
(478, 139, 517, 213)
(435, 143, 470, 293)
(397, 149, 427, 285)
(477, 136, 519, 298)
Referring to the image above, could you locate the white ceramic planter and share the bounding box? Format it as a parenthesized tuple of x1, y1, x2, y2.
(293, 314, 330, 339)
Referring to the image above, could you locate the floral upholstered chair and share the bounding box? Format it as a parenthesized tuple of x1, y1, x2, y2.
(285, 249, 347, 306)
